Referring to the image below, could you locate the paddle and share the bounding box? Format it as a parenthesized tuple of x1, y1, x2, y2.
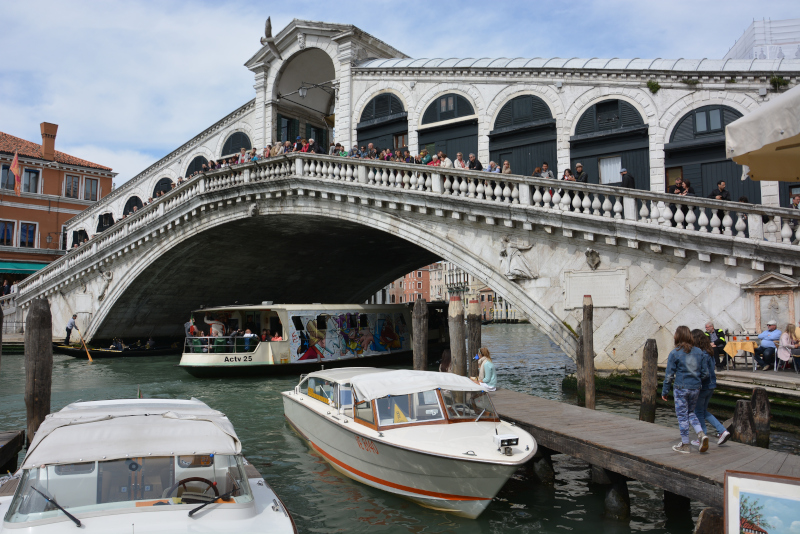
(75, 328, 93, 363)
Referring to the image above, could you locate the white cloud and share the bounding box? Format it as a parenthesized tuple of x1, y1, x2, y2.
(790, 520, 800, 534)
(770, 516, 784, 531)
(1, 0, 798, 183)
(58, 144, 158, 186)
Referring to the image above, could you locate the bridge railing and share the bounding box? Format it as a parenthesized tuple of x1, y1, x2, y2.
(15, 153, 800, 298)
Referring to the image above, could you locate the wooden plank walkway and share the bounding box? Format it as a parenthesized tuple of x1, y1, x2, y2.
(491, 389, 800, 508)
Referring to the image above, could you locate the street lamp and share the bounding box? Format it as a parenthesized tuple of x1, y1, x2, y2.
(298, 86, 308, 98)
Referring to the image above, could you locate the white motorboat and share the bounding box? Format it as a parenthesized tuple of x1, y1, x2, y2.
(282, 368, 537, 518)
(0, 398, 296, 533)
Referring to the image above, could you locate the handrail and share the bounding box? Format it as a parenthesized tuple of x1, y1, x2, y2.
(184, 336, 261, 354)
(16, 153, 800, 298)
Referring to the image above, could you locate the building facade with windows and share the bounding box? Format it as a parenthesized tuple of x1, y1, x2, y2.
(0, 123, 114, 281)
(62, 18, 800, 242)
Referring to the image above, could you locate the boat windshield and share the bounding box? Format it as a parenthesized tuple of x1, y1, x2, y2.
(4, 454, 253, 524)
(440, 390, 499, 422)
(374, 390, 444, 427)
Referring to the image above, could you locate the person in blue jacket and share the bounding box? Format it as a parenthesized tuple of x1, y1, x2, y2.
(661, 325, 710, 454)
(692, 329, 731, 446)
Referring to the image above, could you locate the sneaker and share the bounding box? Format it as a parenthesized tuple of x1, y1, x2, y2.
(672, 442, 691, 454)
(690, 440, 700, 447)
(698, 432, 709, 452)
(718, 431, 731, 445)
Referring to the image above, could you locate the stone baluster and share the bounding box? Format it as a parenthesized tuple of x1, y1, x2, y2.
(735, 213, 747, 238)
(613, 196, 623, 219)
(661, 203, 673, 227)
(494, 181, 503, 202)
(709, 210, 722, 234)
(532, 186, 543, 207)
(722, 211, 734, 236)
(697, 207, 709, 232)
(502, 182, 512, 203)
(476, 180, 486, 200)
(367, 167, 375, 185)
(673, 205, 685, 229)
(511, 183, 520, 204)
(601, 195, 612, 217)
(542, 187, 552, 208)
(781, 219, 794, 244)
(638, 199, 649, 221)
(581, 192, 592, 214)
(551, 188, 561, 209)
(572, 191, 582, 211)
(409, 172, 417, 190)
(764, 216, 779, 242)
(468, 178, 477, 198)
(560, 189, 571, 211)
(444, 175, 452, 195)
(685, 206, 697, 231)
(381, 168, 389, 187)
(461, 177, 470, 197)
(346, 164, 354, 182)
(591, 194, 602, 216)
(425, 173, 432, 192)
(401, 171, 409, 189)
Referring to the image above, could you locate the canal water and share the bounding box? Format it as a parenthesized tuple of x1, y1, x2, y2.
(1, 323, 797, 533)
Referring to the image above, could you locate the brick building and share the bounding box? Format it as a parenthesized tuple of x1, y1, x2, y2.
(383, 264, 435, 304)
(0, 123, 115, 283)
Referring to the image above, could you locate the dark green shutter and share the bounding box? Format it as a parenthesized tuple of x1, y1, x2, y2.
(276, 113, 283, 142)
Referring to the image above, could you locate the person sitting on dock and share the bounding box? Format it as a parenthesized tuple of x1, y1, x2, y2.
(754, 320, 781, 370)
(703, 322, 728, 369)
(472, 347, 497, 391)
(661, 325, 709, 454)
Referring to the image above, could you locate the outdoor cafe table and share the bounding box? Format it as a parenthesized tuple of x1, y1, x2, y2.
(724, 339, 759, 371)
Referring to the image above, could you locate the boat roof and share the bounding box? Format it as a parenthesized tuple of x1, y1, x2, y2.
(194, 303, 409, 313)
(350, 370, 485, 402)
(304, 367, 390, 384)
(23, 398, 240, 468)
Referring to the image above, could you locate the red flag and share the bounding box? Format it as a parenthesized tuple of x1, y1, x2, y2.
(9, 151, 21, 197)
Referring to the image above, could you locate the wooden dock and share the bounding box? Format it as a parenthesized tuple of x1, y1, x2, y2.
(491, 389, 800, 509)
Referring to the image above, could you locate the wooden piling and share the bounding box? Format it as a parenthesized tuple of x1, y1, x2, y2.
(582, 295, 595, 410)
(412, 298, 428, 371)
(731, 399, 757, 446)
(640, 339, 658, 423)
(467, 299, 481, 377)
(24, 298, 53, 447)
(694, 508, 723, 534)
(448, 296, 467, 377)
(751, 388, 770, 449)
(576, 323, 585, 407)
(531, 447, 555, 485)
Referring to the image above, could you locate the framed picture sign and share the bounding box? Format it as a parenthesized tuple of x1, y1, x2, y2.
(725, 471, 800, 534)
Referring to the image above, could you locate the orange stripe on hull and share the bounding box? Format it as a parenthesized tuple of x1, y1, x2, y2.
(308, 438, 489, 502)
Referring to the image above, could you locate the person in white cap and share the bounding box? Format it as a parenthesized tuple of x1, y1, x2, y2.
(755, 320, 781, 370)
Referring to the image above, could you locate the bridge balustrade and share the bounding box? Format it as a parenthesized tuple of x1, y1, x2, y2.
(16, 153, 800, 299)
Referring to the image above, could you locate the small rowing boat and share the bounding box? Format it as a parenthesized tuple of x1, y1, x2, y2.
(282, 368, 536, 518)
(53, 344, 178, 358)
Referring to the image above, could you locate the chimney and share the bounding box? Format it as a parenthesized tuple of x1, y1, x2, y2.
(40, 122, 58, 161)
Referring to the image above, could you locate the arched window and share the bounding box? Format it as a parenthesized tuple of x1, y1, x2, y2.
(360, 93, 405, 123)
(670, 105, 742, 142)
(123, 196, 143, 216)
(152, 178, 174, 197)
(96, 213, 115, 232)
(421, 94, 475, 125)
(221, 132, 252, 157)
(574, 99, 644, 135)
(185, 156, 208, 177)
(493, 95, 553, 129)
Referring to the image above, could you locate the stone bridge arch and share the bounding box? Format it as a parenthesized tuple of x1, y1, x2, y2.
(81, 198, 577, 356)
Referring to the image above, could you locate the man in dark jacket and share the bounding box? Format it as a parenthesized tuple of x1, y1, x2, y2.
(707, 181, 730, 201)
(620, 168, 635, 189)
(704, 322, 728, 369)
(467, 153, 483, 171)
(574, 163, 588, 183)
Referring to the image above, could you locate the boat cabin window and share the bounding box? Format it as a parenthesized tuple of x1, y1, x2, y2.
(4, 454, 253, 524)
(440, 390, 499, 422)
(338, 385, 353, 408)
(354, 399, 375, 425)
(359, 314, 369, 328)
(375, 390, 444, 427)
(307, 376, 334, 405)
(316, 315, 329, 330)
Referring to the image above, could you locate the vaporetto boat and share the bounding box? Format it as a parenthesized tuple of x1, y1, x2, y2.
(282, 368, 537, 518)
(0, 398, 296, 533)
(179, 303, 446, 377)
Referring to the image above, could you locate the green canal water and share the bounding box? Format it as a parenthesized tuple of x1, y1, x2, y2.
(2, 323, 798, 533)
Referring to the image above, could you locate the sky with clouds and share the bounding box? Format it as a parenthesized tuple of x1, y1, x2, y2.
(1, 0, 798, 184)
(743, 491, 800, 534)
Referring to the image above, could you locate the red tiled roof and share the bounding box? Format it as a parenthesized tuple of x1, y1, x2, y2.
(741, 519, 768, 534)
(0, 131, 112, 171)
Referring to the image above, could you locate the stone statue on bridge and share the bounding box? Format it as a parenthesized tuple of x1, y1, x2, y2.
(500, 236, 536, 281)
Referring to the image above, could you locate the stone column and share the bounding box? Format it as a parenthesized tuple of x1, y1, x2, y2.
(251, 66, 269, 149)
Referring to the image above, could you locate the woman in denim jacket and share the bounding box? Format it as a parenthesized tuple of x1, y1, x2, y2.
(661, 325, 710, 454)
(692, 329, 731, 446)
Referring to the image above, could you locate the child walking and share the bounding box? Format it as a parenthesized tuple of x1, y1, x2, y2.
(691, 329, 731, 446)
(661, 325, 710, 453)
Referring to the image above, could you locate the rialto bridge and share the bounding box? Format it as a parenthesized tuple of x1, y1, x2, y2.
(9, 154, 800, 371)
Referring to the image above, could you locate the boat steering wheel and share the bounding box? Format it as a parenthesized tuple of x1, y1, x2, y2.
(162, 477, 219, 499)
(453, 403, 472, 416)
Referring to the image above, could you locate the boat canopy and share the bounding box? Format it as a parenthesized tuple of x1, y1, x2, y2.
(23, 398, 241, 469)
(350, 370, 485, 402)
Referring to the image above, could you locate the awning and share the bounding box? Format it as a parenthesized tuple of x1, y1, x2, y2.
(726, 84, 800, 182)
(0, 260, 49, 274)
(351, 370, 485, 402)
